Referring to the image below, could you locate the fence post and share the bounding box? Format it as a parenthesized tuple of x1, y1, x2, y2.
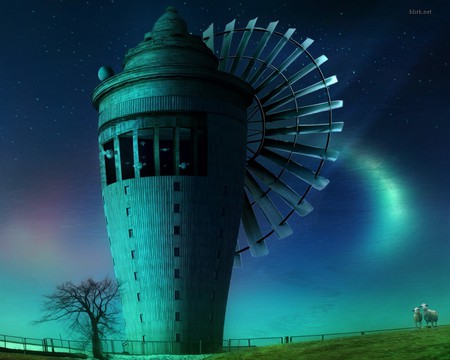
(228, 339, 231, 352)
(23, 337, 27, 354)
(199, 339, 202, 354)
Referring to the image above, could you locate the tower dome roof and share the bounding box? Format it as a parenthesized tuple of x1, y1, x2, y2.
(122, 6, 218, 70)
(146, 6, 188, 39)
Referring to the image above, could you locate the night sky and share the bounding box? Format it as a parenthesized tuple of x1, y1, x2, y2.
(1, 0, 449, 341)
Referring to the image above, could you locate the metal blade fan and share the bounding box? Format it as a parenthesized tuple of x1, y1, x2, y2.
(202, 19, 343, 265)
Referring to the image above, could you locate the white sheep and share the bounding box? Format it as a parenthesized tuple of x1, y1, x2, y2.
(420, 303, 438, 328)
(412, 307, 422, 328)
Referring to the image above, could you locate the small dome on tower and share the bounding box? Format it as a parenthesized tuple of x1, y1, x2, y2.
(98, 66, 114, 81)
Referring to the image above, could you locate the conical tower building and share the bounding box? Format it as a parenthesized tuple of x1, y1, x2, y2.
(92, 7, 253, 354)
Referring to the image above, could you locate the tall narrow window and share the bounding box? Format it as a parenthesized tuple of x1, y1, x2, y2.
(128, 229, 134, 238)
(175, 290, 180, 300)
(103, 140, 116, 185)
(179, 128, 193, 175)
(138, 128, 155, 177)
(140, 314, 144, 322)
(176, 333, 181, 342)
(119, 132, 134, 180)
(126, 207, 132, 216)
(174, 269, 180, 278)
(124, 185, 131, 195)
(131, 250, 135, 259)
(134, 271, 138, 280)
(159, 127, 174, 175)
(174, 226, 180, 235)
(137, 293, 141, 302)
(175, 312, 180, 321)
(196, 129, 207, 176)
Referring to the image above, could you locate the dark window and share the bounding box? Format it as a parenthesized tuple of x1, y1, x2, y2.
(211, 291, 216, 301)
(128, 229, 134, 238)
(214, 270, 218, 280)
(142, 335, 146, 342)
(174, 247, 180, 257)
(124, 185, 130, 195)
(175, 312, 180, 321)
(159, 127, 174, 175)
(174, 226, 180, 235)
(138, 128, 155, 177)
(137, 293, 141, 302)
(134, 271, 138, 280)
(119, 133, 134, 180)
(176, 333, 181, 342)
(140, 314, 144, 322)
(174, 203, 181, 213)
(175, 290, 180, 300)
(173, 182, 181, 191)
(174, 269, 180, 278)
(126, 207, 132, 216)
(179, 128, 194, 175)
(103, 140, 116, 185)
(131, 250, 135, 259)
(196, 129, 208, 176)
(219, 228, 224, 238)
(217, 250, 221, 259)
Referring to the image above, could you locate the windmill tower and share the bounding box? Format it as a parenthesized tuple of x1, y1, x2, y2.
(92, 6, 342, 355)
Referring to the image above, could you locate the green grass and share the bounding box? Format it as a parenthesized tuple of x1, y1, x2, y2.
(204, 326, 450, 360)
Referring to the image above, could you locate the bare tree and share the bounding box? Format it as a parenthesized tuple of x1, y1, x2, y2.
(33, 277, 120, 360)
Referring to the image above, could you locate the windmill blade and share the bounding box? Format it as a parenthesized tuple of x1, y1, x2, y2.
(265, 122, 344, 137)
(242, 191, 269, 257)
(247, 160, 313, 216)
(266, 100, 343, 119)
(264, 76, 338, 113)
(233, 244, 243, 268)
(241, 21, 279, 81)
(259, 54, 329, 104)
(229, 18, 258, 75)
(254, 38, 314, 95)
(245, 170, 293, 239)
(218, 19, 236, 71)
(260, 148, 329, 190)
(264, 139, 340, 161)
(247, 28, 296, 86)
(202, 23, 215, 52)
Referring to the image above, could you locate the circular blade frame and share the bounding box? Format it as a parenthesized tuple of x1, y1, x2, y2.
(211, 22, 341, 255)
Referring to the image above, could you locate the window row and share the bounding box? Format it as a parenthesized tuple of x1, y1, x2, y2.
(132, 269, 218, 282)
(123, 182, 181, 195)
(103, 126, 207, 185)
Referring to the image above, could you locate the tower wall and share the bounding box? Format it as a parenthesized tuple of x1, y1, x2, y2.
(100, 112, 247, 352)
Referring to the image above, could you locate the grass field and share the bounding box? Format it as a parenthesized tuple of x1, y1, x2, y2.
(2, 326, 450, 360)
(204, 325, 450, 360)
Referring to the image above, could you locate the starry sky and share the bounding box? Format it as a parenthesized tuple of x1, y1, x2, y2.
(1, 0, 449, 342)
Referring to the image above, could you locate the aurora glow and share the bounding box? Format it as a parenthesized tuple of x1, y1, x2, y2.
(1, 0, 449, 343)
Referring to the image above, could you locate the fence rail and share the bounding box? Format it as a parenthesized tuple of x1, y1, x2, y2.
(0, 325, 432, 356)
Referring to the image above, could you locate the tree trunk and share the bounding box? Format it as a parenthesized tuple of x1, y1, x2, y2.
(91, 326, 104, 360)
